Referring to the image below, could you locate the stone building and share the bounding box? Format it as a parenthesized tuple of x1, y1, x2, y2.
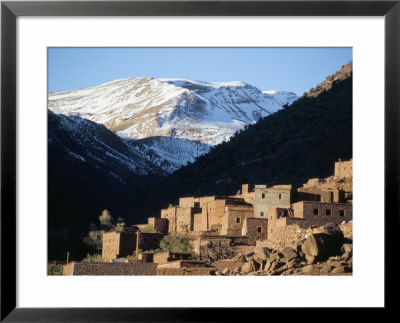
(296, 187, 346, 203)
(267, 201, 352, 237)
(102, 231, 165, 262)
(161, 196, 252, 236)
(334, 158, 353, 180)
(242, 217, 268, 245)
(231, 184, 255, 204)
(253, 184, 294, 219)
(102, 231, 137, 262)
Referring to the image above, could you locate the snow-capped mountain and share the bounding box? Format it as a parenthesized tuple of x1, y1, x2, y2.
(262, 90, 299, 106)
(48, 110, 167, 182)
(48, 77, 297, 172)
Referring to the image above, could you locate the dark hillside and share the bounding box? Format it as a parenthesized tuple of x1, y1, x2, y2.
(149, 63, 352, 205)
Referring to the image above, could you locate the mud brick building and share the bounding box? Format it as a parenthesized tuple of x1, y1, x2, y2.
(102, 231, 136, 262)
(267, 201, 352, 237)
(232, 184, 255, 204)
(296, 187, 346, 203)
(242, 217, 268, 244)
(102, 231, 165, 262)
(334, 158, 353, 180)
(253, 185, 294, 219)
(161, 196, 251, 235)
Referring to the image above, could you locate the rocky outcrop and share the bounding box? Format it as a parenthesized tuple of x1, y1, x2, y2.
(214, 223, 352, 276)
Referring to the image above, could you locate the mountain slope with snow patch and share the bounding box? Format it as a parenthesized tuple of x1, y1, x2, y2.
(49, 77, 297, 172)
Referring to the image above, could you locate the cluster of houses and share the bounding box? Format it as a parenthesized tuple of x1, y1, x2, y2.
(100, 159, 352, 262)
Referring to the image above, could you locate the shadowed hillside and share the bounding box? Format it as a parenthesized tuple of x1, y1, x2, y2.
(142, 63, 353, 209)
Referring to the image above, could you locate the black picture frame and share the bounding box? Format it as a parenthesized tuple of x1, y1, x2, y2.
(1, 0, 398, 321)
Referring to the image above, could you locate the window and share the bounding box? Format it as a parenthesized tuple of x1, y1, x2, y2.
(257, 227, 262, 233)
(278, 193, 282, 199)
(236, 218, 241, 224)
(339, 210, 345, 217)
(313, 209, 319, 215)
(262, 193, 265, 199)
(326, 209, 331, 216)
(260, 212, 264, 217)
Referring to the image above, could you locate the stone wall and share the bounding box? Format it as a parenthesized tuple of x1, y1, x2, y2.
(148, 217, 169, 234)
(102, 231, 136, 262)
(254, 185, 292, 219)
(243, 217, 268, 244)
(193, 212, 207, 232)
(297, 187, 345, 203)
(222, 205, 253, 236)
(157, 267, 215, 276)
(263, 225, 307, 250)
(63, 262, 74, 275)
(153, 252, 192, 264)
(63, 262, 157, 275)
(294, 201, 352, 225)
(334, 159, 353, 180)
(161, 207, 177, 234)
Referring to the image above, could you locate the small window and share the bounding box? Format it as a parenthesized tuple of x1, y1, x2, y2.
(326, 209, 331, 216)
(262, 193, 266, 199)
(260, 212, 264, 217)
(339, 210, 345, 217)
(278, 193, 282, 199)
(257, 227, 262, 233)
(313, 209, 319, 215)
(236, 218, 241, 224)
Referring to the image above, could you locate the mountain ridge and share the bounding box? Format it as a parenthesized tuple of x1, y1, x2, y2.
(48, 77, 298, 171)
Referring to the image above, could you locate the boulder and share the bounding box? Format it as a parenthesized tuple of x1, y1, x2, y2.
(301, 223, 344, 261)
(241, 261, 257, 274)
(331, 266, 351, 275)
(253, 247, 270, 260)
(320, 265, 332, 274)
(286, 259, 297, 269)
(233, 253, 246, 263)
(222, 268, 230, 275)
(342, 251, 352, 259)
(302, 265, 313, 274)
(341, 243, 353, 255)
(281, 247, 298, 261)
(264, 260, 274, 272)
(305, 254, 317, 264)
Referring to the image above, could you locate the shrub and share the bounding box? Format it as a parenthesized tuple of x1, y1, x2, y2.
(48, 264, 63, 276)
(158, 235, 193, 254)
(81, 253, 103, 263)
(140, 225, 160, 234)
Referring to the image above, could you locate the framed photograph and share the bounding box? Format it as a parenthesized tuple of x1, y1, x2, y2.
(1, 0, 398, 321)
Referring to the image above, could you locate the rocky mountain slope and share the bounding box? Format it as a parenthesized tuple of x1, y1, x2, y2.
(48, 111, 165, 259)
(142, 62, 353, 209)
(48, 110, 167, 179)
(48, 77, 297, 171)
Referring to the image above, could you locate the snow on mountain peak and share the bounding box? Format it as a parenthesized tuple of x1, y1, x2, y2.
(48, 77, 297, 172)
(262, 90, 298, 106)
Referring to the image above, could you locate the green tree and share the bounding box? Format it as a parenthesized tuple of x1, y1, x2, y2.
(115, 222, 126, 232)
(158, 235, 192, 254)
(99, 209, 113, 229)
(83, 230, 103, 253)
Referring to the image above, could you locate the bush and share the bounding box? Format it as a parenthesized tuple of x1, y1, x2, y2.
(140, 225, 160, 234)
(81, 253, 103, 263)
(158, 235, 193, 254)
(48, 264, 63, 276)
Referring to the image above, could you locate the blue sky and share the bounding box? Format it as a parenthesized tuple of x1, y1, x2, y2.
(48, 48, 352, 96)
